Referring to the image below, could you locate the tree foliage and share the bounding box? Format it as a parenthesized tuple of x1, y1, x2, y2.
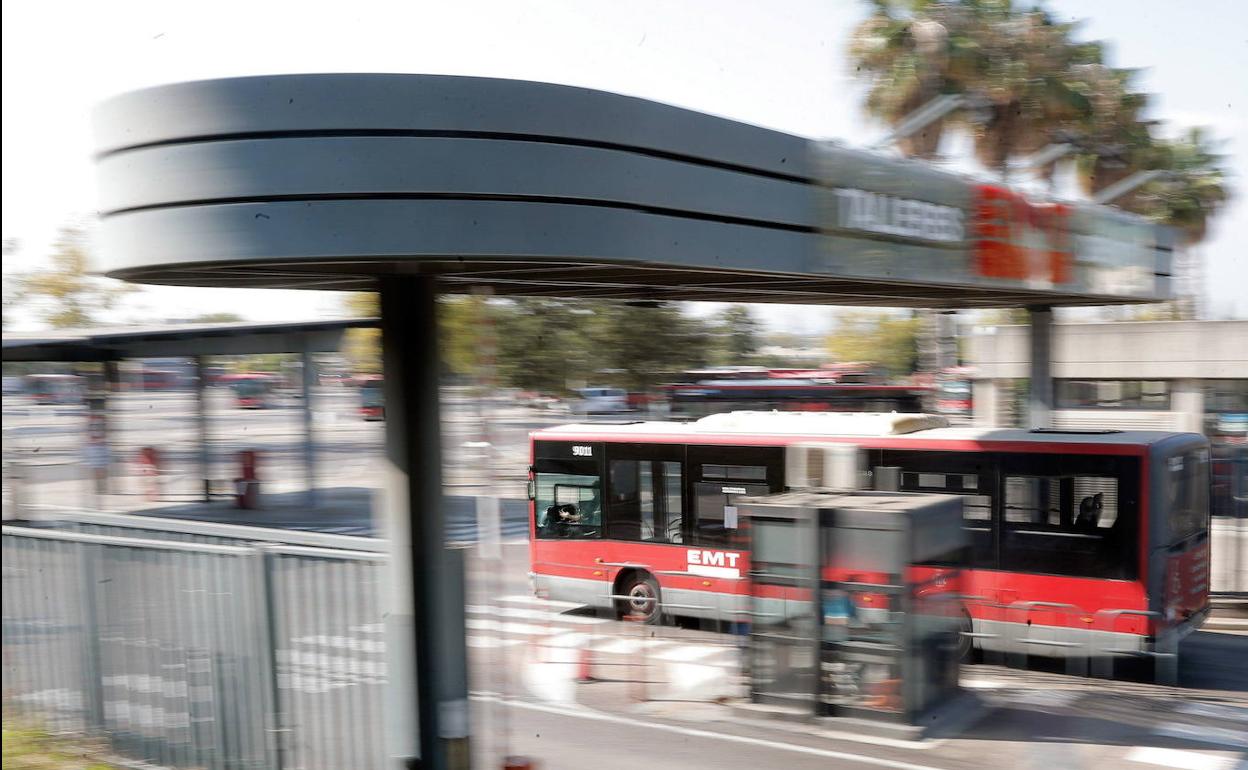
(848, 1, 1230, 244)
(826, 311, 921, 378)
(14, 225, 136, 328)
(339, 293, 714, 394)
(711, 305, 762, 364)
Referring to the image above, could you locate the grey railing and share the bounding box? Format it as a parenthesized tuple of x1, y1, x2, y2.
(2, 524, 388, 770)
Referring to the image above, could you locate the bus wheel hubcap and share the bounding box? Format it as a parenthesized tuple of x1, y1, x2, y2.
(630, 585, 654, 616)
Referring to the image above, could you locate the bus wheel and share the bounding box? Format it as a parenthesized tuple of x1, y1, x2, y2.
(958, 610, 979, 663)
(617, 572, 661, 625)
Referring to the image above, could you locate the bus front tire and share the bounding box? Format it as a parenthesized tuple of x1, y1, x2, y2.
(616, 572, 661, 625)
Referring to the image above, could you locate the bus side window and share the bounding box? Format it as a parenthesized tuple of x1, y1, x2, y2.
(999, 453, 1137, 580)
(663, 461, 684, 544)
(888, 453, 997, 570)
(608, 459, 683, 544)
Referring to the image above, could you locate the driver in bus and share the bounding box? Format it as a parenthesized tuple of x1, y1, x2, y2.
(543, 503, 583, 536)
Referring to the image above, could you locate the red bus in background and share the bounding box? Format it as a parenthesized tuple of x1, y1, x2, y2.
(357, 375, 385, 421)
(663, 379, 929, 418)
(935, 367, 975, 417)
(528, 411, 1211, 662)
(25, 374, 84, 405)
(220, 373, 275, 409)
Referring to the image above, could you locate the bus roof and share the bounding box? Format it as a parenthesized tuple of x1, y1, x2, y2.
(532, 411, 1197, 448)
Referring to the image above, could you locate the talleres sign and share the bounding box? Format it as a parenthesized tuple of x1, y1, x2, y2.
(812, 142, 1168, 300)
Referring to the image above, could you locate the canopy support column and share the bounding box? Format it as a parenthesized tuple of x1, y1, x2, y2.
(195, 356, 210, 502)
(380, 275, 469, 770)
(1027, 306, 1054, 430)
(302, 348, 317, 508)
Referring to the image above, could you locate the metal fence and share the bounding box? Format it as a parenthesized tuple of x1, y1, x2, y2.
(2, 523, 388, 770)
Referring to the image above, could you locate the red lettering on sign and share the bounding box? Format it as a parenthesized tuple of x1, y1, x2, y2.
(971, 185, 1072, 284)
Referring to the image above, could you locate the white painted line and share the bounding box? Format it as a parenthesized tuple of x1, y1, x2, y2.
(592, 638, 641, 655)
(470, 693, 950, 770)
(464, 618, 559, 636)
(1152, 723, 1248, 750)
(498, 594, 584, 610)
(1125, 746, 1239, 770)
(466, 635, 524, 649)
(961, 679, 1005, 690)
(1176, 701, 1248, 724)
(651, 645, 724, 662)
(465, 604, 608, 624)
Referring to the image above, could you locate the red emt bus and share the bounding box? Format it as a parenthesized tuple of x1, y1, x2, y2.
(528, 412, 1211, 659)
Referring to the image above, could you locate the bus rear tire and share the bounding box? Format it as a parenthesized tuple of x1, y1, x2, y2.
(616, 572, 661, 625)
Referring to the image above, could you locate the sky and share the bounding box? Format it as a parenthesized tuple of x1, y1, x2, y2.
(3, 0, 1245, 334)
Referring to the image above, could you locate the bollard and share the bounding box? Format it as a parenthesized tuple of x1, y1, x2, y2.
(138, 447, 162, 501)
(625, 611, 649, 702)
(576, 643, 596, 684)
(235, 449, 260, 509)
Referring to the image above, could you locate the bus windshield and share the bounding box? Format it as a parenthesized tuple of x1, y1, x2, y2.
(534, 465, 602, 539)
(234, 379, 268, 397)
(360, 384, 384, 408)
(1167, 446, 1210, 542)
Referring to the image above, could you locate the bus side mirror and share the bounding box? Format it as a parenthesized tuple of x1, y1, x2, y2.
(527, 480, 536, 501)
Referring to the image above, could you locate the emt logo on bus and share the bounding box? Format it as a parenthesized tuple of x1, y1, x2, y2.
(687, 549, 742, 579)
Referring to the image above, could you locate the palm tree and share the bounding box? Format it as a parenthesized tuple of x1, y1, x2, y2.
(849, 0, 1106, 174)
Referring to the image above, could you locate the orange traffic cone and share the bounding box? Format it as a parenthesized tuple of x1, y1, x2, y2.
(577, 644, 595, 683)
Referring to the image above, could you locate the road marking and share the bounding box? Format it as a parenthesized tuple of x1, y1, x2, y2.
(470, 693, 950, 770)
(465, 604, 608, 624)
(466, 635, 524, 648)
(1152, 723, 1248, 749)
(498, 594, 584, 610)
(465, 618, 562, 636)
(961, 678, 1005, 690)
(1125, 746, 1240, 770)
(1176, 701, 1248, 724)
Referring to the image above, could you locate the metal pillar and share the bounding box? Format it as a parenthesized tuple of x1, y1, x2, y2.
(301, 348, 317, 508)
(1027, 306, 1054, 430)
(103, 360, 120, 497)
(379, 276, 470, 770)
(195, 356, 211, 502)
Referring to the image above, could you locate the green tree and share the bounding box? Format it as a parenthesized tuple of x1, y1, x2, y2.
(849, 0, 1105, 171)
(15, 225, 136, 328)
(713, 305, 762, 364)
(588, 302, 714, 392)
(341, 292, 382, 374)
(2, 238, 19, 329)
(494, 298, 595, 393)
(826, 311, 921, 378)
(187, 312, 245, 324)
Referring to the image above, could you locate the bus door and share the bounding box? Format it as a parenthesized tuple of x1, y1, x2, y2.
(1156, 442, 1211, 631)
(686, 446, 784, 610)
(600, 443, 687, 587)
(878, 449, 999, 639)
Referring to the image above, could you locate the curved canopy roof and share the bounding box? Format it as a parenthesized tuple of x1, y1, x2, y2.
(93, 74, 1173, 308)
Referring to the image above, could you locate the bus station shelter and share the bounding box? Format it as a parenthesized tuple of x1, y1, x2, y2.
(3, 318, 376, 506)
(89, 74, 1176, 770)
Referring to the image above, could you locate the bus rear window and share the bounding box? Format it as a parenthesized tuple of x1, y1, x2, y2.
(1166, 448, 1210, 542)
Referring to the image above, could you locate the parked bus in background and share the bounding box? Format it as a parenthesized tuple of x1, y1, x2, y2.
(139, 369, 180, 391)
(935, 367, 975, 417)
(662, 378, 928, 418)
(528, 411, 1210, 664)
(24, 374, 84, 405)
(357, 375, 384, 420)
(223, 373, 274, 409)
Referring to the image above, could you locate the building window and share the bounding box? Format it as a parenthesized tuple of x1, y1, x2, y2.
(1055, 379, 1170, 410)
